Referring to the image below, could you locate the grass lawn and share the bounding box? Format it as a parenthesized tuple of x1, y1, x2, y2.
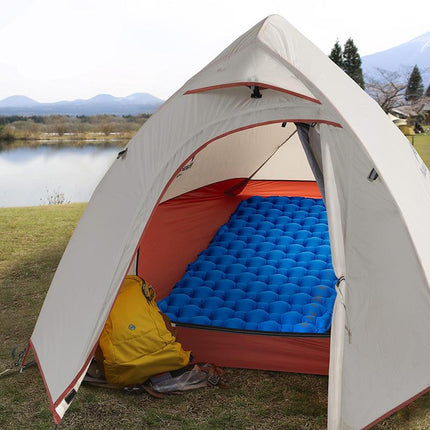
(411, 134, 430, 167)
(1, 200, 430, 427)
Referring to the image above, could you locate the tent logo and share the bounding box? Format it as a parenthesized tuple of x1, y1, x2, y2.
(128, 324, 136, 331)
(177, 157, 195, 177)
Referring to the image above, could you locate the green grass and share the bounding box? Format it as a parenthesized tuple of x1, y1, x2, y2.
(412, 134, 430, 167)
(0, 200, 429, 429)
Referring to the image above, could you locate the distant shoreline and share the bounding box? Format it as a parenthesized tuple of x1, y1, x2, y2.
(1, 132, 132, 148)
(0, 113, 146, 147)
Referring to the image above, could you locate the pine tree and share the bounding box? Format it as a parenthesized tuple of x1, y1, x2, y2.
(424, 83, 430, 98)
(342, 38, 365, 89)
(329, 40, 343, 69)
(405, 65, 424, 101)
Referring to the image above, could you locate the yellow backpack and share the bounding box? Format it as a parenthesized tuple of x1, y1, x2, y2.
(99, 275, 191, 387)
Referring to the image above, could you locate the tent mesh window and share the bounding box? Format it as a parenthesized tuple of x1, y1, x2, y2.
(158, 196, 337, 334)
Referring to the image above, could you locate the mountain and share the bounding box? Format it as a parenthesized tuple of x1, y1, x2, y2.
(85, 94, 120, 105)
(123, 93, 163, 105)
(0, 95, 39, 107)
(0, 92, 164, 116)
(362, 31, 430, 84)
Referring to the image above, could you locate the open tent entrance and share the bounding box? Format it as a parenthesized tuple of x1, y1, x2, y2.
(133, 120, 340, 375)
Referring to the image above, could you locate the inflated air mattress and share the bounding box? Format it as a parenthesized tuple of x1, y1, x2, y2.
(158, 196, 337, 337)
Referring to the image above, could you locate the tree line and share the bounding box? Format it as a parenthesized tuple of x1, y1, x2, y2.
(0, 114, 151, 142)
(329, 38, 430, 124)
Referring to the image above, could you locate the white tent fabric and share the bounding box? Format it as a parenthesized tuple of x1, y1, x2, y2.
(161, 122, 314, 202)
(31, 15, 430, 428)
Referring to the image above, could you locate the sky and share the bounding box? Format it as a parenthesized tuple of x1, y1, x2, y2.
(0, 0, 428, 102)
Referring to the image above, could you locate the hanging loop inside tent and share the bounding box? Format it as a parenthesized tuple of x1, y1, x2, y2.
(249, 85, 262, 99)
(335, 276, 352, 344)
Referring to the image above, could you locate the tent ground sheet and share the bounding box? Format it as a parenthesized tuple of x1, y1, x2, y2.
(158, 196, 337, 335)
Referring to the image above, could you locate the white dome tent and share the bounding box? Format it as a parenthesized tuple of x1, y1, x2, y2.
(29, 15, 430, 429)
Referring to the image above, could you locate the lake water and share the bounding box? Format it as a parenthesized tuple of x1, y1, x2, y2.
(0, 142, 122, 207)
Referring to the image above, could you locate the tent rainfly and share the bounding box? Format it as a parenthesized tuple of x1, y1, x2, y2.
(28, 15, 430, 429)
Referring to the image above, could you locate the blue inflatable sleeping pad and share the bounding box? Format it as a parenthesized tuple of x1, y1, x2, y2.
(158, 196, 337, 334)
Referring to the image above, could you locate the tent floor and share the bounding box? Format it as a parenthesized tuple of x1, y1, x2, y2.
(158, 196, 337, 373)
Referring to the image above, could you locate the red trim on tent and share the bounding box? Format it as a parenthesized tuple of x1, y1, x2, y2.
(200, 121, 342, 154)
(51, 343, 98, 409)
(184, 81, 322, 105)
(185, 120, 340, 170)
(29, 340, 61, 423)
(30, 338, 99, 424)
(363, 386, 430, 430)
(177, 327, 330, 375)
